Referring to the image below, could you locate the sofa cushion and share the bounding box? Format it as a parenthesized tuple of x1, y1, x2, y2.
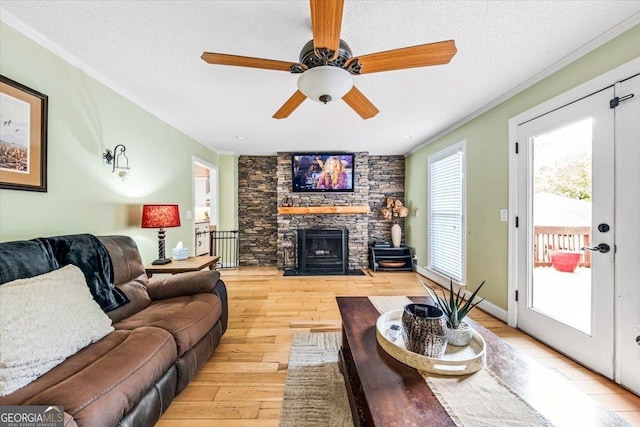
(0, 327, 177, 427)
(97, 236, 148, 287)
(114, 293, 222, 357)
(0, 265, 114, 397)
(106, 280, 152, 323)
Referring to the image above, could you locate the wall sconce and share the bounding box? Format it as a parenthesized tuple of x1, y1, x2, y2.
(103, 144, 130, 180)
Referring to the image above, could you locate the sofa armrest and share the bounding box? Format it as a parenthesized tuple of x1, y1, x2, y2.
(211, 278, 228, 335)
(147, 270, 221, 300)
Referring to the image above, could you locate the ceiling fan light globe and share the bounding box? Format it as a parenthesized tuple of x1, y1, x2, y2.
(297, 66, 353, 103)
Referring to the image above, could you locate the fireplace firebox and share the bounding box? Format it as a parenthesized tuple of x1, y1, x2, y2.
(297, 229, 348, 274)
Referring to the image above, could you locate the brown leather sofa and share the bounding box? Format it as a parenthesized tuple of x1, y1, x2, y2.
(0, 235, 228, 427)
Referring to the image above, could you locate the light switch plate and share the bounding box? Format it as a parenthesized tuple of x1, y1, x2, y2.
(500, 209, 508, 222)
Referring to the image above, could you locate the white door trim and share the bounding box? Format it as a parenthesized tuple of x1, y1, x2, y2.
(613, 75, 640, 394)
(507, 56, 640, 327)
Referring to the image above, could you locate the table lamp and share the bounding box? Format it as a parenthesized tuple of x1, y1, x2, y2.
(141, 204, 181, 265)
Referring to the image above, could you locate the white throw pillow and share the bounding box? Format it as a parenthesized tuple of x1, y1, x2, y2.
(0, 264, 114, 397)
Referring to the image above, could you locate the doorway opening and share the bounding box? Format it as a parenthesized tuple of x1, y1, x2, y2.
(193, 158, 218, 256)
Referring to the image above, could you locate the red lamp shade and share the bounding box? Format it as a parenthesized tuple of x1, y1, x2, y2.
(141, 204, 181, 229)
(142, 204, 181, 265)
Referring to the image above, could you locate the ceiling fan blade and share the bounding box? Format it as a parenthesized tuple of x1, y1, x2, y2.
(273, 90, 307, 119)
(342, 86, 379, 120)
(201, 52, 298, 72)
(348, 40, 457, 74)
(310, 0, 344, 55)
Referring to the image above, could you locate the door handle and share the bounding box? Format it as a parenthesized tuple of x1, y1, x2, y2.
(581, 244, 610, 253)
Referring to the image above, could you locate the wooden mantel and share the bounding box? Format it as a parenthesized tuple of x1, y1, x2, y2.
(277, 205, 370, 215)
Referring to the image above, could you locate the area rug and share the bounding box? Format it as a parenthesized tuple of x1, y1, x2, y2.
(279, 332, 354, 427)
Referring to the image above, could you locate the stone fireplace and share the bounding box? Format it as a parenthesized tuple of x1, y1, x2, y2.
(237, 153, 405, 268)
(297, 229, 348, 274)
(276, 152, 370, 271)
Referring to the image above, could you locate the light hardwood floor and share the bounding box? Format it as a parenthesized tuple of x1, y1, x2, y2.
(158, 267, 640, 426)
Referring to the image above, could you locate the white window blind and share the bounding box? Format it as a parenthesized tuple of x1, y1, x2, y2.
(428, 144, 465, 282)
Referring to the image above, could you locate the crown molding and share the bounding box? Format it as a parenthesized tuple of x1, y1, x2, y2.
(217, 150, 239, 156)
(406, 12, 640, 157)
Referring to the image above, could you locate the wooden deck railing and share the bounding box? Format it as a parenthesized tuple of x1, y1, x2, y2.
(534, 226, 591, 268)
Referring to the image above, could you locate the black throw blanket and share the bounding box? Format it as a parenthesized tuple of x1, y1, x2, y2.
(0, 233, 129, 312)
(0, 239, 59, 284)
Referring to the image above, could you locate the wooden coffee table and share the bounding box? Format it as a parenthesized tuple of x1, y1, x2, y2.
(337, 296, 627, 427)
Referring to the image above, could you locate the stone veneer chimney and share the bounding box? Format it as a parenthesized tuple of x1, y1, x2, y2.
(276, 152, 370, 271)
(237, 153, 405, 268)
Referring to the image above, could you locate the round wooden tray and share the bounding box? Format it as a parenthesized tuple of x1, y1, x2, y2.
(378, 260, 406, 268)
(376, 310, 486, 376)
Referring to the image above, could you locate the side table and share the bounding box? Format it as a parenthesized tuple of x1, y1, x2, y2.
(145, 255, 220, 277)
(369, 246, 414, 272)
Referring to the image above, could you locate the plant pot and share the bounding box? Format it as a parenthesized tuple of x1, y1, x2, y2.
(550, 250, 581, 273)
(391, 223, 402, 247)
(447, 321, 473, 347)
(402, 304, 449, 358)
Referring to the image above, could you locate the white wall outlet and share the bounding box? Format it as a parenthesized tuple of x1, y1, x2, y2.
(186, 210, 193, 220)
(500, 209, 508, 222)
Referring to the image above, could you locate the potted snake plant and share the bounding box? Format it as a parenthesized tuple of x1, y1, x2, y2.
(418, 277, 485, 347)
(435, 279, 486, 346)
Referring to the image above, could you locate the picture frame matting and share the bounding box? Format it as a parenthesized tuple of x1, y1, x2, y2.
(0, 75, 48, 192)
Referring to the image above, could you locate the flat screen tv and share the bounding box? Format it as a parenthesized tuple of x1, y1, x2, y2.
(292, 153, 355, 192)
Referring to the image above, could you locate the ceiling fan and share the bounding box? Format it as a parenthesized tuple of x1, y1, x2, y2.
(201, 0, 457, 120)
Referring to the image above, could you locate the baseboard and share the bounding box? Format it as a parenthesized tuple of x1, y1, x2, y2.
(470, 297, 508, 323)
(415, 266, 508, 323)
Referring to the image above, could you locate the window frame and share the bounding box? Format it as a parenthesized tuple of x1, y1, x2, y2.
(427, 140, 466, 284)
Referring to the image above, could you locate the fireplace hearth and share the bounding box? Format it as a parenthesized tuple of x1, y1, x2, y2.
(297, 229, 348, 275)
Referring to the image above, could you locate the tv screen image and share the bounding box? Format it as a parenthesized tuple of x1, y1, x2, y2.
(292, 153, 355, 192)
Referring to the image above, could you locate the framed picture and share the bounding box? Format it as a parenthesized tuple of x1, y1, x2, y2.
(0, 75, 48, 192)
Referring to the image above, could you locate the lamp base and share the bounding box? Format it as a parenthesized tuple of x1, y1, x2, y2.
(151, 258, 172, 265)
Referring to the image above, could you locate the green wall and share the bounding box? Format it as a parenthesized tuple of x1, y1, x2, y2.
(218, 154, 239, 231)
(0, 22, 234, 264)
(405, 25, 640, 309)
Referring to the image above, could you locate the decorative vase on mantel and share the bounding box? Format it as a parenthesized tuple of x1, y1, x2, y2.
(391, 223, 402, 247)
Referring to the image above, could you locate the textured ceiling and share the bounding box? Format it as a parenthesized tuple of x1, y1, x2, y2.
(1, 1, 639, 155)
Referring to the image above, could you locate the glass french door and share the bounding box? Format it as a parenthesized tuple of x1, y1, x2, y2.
(516, 87, 615, 378)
